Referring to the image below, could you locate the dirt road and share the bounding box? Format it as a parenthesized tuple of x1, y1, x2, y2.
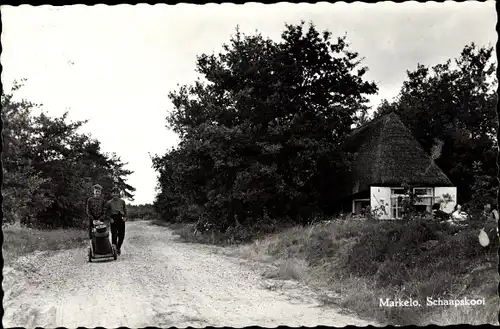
(3, 221, 376, 328)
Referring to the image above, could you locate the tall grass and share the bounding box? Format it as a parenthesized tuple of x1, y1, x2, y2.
(3, 224, 88, 265)
(256, 219, 498, 325)
(174, 218, 498, 326)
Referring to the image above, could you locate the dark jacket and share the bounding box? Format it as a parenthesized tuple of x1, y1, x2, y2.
(106, 198, 127, 220)
(86, 196, 106, 219)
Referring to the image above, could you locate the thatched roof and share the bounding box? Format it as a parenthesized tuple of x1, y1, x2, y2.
(339, 112, 453, 197)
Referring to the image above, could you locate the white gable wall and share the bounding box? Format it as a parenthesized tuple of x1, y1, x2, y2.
(370, 186, 391, 219)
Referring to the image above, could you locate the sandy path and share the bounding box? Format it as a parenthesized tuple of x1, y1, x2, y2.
(3, 221, 376, 328)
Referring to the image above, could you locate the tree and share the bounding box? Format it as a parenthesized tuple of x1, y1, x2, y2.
(2, 81, 52, 225)
(28, 114, 136, 228)
(373, 43, 498, 206)
(2, 81, 136, 228)
(469, 160, 498, 213)
(152, 148, 190, 222)
(127, 203, 158, 221)
(154, 22, 377, 232)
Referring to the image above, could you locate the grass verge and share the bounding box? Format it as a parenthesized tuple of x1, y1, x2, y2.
(164, 218, 499, 326)
(151, 219, 189, 231)
(152, 220, 235, 244)
(241, 219, 499, 326)
(3, 224, 88, 266)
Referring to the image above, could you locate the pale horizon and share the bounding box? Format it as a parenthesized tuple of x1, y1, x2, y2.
(1, 2, 496, 205)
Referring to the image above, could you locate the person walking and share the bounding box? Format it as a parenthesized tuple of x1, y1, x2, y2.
(106, 187, 127, 255)
(86, 184, 107, 239)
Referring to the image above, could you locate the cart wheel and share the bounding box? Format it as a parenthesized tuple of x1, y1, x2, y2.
(88, 247, 92, 262)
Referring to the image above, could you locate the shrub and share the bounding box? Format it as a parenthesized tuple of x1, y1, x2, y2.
(374, 259, 411, 288)
(345, 223, 392, 276)
(304, 229, 342, 265)
(179, 204, 205, 223)
(416, 269, 455, 298)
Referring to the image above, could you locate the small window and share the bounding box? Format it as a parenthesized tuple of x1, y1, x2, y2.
(413, 188, 434, 212)
(353, 199, 370, 215)
(390, 195, 408, 219)
(391, 188, 406, 195)
(414, 188, 433, 196)
(390, 188, 411, 219)
(414, 204, 428, 213)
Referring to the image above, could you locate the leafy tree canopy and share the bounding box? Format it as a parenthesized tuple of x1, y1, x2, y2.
(153, 22, 378, 231)
(2, 81, 135, 228)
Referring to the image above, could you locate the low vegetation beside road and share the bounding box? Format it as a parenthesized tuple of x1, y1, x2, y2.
(4, 210, 496, 326)
(165, 217, 498, 326)
(3, 224, 88, 266)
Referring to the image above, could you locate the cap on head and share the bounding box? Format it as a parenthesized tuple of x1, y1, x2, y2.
(93, 184, 103, 191)
(111, 187, 121, 195)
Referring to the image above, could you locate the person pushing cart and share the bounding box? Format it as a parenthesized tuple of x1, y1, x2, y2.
(86, 184, 108, 239)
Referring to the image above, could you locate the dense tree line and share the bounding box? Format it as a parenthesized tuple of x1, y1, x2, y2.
(152, 25, 497, 235)
(152, 22, 378, 233)
(127, 204, 158, 221)
(2, 81, 135, 228)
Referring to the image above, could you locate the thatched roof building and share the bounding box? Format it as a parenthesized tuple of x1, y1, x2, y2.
(338, 112, 453, 201)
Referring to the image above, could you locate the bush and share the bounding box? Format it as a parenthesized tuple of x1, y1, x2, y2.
(415, 269, 455, 298)
(345, 223, 392, 276)
(341, 219, 489, 277)
(375, 259, 411, 288)
(303, 229, 342, 265)
(127, 203, 160, 221)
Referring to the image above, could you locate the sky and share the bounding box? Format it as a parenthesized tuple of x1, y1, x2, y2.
(1, 2, 496, 205)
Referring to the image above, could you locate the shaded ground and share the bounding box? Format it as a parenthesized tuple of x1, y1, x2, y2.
(3, 221, 376, 328)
